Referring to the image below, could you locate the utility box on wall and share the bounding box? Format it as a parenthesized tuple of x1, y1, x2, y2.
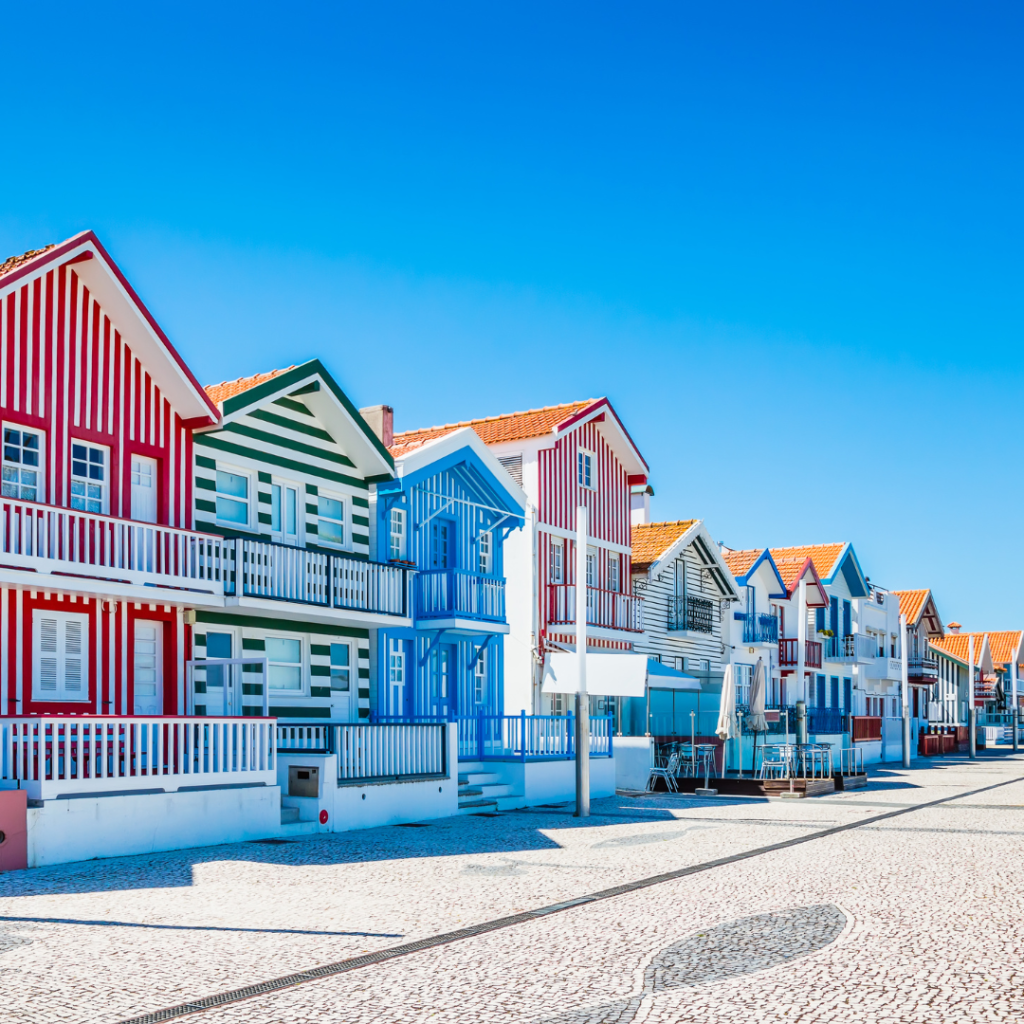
(288, 765, 320, 798)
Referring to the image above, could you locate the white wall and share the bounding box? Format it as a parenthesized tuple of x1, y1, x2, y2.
(615, 736, 653, 791)
(27, 785, 281, 868)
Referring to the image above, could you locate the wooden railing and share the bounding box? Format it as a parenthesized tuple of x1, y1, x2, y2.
(0, 716, 276, 800)
(779, 638, 823, 669)
(0, 497, 226, 592)
(850, 715, 882, 742)
(335, 722, 447, 783)
(226, 538, 410, 616)
(415, 569, 505, 623)
(547, 584, 643, 633)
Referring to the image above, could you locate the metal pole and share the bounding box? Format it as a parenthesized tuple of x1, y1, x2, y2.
(968, 635, 976, 761)
(1012, 656, 1019, 753)
(574, 505, 590, 817)
(900, 614, 911, 768)
(796, 579, 807, 707)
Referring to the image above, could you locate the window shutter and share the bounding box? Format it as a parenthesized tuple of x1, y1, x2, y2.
(34, 610, 89, 701)
(39, 617, 59, 691)
(64, 619, 83, 692)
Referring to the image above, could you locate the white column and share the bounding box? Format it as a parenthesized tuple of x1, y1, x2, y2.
(900, 614, 910, 768)
(796, 580, 807, 704)
(575, 505, 590, 817)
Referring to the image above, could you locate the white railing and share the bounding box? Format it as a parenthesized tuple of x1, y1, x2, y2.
(277, 722, 333, 752)
(335, 722, 447, 783)
(0, 716, 277, 801)
(0, 497, 226, 592)
(186, 658, 269, 717)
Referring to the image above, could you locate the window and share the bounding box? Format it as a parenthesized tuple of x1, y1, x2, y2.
(215, 469, 250, 526)
(586, 548, 596, 587)
(549, 538, 564, 583)
(271, 482, 299, 542)
(317, 493, 345, 547)
(577, 450, 593, 489)
(3, 427, 42, 501)
(389, 507, 406, 560)
(843, 677, 852, 710)
(388, 637, 405, 714)
(478, 531, 492, 574)
(607, 553, 620, 593)
(330, 643, 351, 692)
(830, 676, 840, 708)
(71, 442, 107, 513)
(474, 646, 487, 705)
(266, 637, 302, 691)
(33, 610, 89, 702)
(736, 664, 753, 706)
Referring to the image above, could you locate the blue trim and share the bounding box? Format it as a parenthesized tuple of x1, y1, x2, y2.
(731, 548, 788, 599)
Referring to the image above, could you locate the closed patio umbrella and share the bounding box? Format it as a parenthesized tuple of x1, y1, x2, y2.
(716, 663, 736, 774)
(746, 657, 768, 773)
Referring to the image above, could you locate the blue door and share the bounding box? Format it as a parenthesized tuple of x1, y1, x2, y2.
(830, 676, 839, 708)
(843, 677, 852, 710)
(816, 674, 826, 707)
(429, 644, 455, 718)
(431, 520, 453, 569)
(842, 600, 851, 637)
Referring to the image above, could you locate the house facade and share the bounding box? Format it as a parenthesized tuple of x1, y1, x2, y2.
(372, 423, 526, 721)
(0, 234, 224, 718)
(391, 399, 649, 717)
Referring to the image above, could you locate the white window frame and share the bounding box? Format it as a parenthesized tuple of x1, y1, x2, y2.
(70, 439, 110, 515)
(474, 646, 487, 705)
(607, 552, 620, 593)
(265, 633, 306, 695)
(586, 547, 597, 588)
(388, 637, 406, 713)
(478, 530, 492, 575)
(735, 663, 753, 706)
(270, 477, 303, 545)
(389, 506, 407, 561)
(577, 448, 595, 490)
(32, 609, 90, 702)
(549, 537, 564, 583)
(329, 640, 353, 693)
(316, 489, 348, 550)
(214, 464, 255, 530)
(2, 422, 45, 503)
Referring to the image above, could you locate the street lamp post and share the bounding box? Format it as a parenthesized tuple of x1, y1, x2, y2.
(575, 505, 590, 818)
(901, 614, 910, 769)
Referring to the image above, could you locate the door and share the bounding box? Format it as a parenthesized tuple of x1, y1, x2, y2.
(430, 520, 452, 569)
(203, 631, 234, 716)
(131, 456, 158, 523)
(133, 621, 163, 715)
(271, 481, 301, 545)
(429, 644, 455, 718)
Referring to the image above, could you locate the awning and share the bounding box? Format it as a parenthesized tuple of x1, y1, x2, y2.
(542, 653, 702, 698)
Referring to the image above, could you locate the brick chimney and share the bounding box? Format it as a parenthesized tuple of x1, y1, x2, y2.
(359, 405, 394, 447)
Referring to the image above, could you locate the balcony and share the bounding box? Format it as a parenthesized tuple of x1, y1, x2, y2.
(807, 707, 847, 734)
(547, 583, 644, 634)
(821, 632, 878, 664)
(779, 638, 823, 669)
(907, 656, 938, 683)
(668, 595, 715, 634)
(0, 495, 225, 594)
(415, 569, 506, 626)
(737, 612, 778, 645)
(225, 538, 410, 617)
(864, 656, 903, 682)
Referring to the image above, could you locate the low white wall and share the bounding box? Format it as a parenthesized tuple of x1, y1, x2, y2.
(518, 756, 615, 804)
(27, 784, 281, 868)
(615, 737, 653, 791)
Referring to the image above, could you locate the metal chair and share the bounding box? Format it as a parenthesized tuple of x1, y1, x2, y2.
(758, 744, 791, 779)
(647, 751, 681, 793)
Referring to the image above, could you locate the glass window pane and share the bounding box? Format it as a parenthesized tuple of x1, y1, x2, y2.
(318, 495, 342, 520)
(285, 488, 296, 534)
(330, 643, 350, 667)
(269, 664, 302, 690)
(319, 518, 343, 546)
(216, 471, 248, 499)
(215, 496, 248, 524)
(266, 637, 301, 663)
(271, 485, 281, 532)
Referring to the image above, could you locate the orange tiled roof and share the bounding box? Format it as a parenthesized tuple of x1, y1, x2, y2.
(893, 589, 929, 625)
(987, 630, 1023, 666)
(0, 244, 56, 279)
(631, 520, 699, 572)
(721, 548, 763, 578)
(390, 400, 596, 458)
(768, 543, 844, 589)
(204, 367, 295, 406)
(931, 633, 992, 665)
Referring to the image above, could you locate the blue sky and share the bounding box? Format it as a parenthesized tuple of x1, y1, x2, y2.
(1, 2, 1022, 627)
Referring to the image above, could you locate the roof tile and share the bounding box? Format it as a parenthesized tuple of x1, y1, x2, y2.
(721, 547, 764, 579)
(204, 367, 296, 406)
(631, 520, 699, 572)
(0, 244, 56, 280)
(768, 544, 845, 588)
(893, 589, 929, 625)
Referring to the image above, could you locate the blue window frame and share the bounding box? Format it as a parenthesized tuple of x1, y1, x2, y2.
(842, 600, 851, 637)
(815, 674, 825, 707)
(815, 607, 825, 632)
(843, 677, 852, 710)
(830, 676, 839, 708)
(829, 596, 839, 636)
(431, 520, 453, 569)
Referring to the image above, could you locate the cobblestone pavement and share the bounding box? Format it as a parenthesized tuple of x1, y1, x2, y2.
(2, 755, 1024, 1022)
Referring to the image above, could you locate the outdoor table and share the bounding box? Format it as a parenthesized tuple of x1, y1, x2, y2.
(795, 743, 831, 779)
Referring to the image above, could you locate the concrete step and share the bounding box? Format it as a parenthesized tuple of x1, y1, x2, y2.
(460, 772, 503, 786)
(280, 806, 301, 824)
(278, 820, 319, 837)
(458, 798, 499, 814)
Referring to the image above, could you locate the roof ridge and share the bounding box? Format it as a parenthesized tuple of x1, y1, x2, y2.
(635, 519, 698, 528)
(0, 243, 57, 279)
(392, 399, 599, 438)
(204, 366, 296, 405)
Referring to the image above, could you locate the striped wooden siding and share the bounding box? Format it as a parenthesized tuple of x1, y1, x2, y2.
(0, 265, 193, 526)
(0, 587, 183, 716)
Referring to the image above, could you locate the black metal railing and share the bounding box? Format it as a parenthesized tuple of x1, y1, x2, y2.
(740, 612, 778, 644)
(668, 595, 714, 633)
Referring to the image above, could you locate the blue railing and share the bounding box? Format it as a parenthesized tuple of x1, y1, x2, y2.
(415, 569, 506, 623)
(808, 707, 847, 734)
(457, 712, 613, 761)
(740, 612, 778, 644)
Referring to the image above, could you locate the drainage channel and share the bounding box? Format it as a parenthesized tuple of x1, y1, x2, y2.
(119, 771, 1024, 1024)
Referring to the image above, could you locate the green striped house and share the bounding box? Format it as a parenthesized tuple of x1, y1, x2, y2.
(189, 361, 412, 720)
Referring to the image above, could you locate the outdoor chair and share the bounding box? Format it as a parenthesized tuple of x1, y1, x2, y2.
(758, 744, 791, 780)
(647, 751, 681, 793)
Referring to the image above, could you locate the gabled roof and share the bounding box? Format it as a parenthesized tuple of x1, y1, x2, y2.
(205, 367, 295, 406)
(986, 630, 1023, 668)
(630, 519, 740, 600)
(930, 632, 994, 672)
(391, 397, 648, 477)
(202, 359, 394, 478)
(892, 589, 944, 636)
(721, 547, 788, 598)
(0, 232, 219, 424)
(768, 542, 869, 598)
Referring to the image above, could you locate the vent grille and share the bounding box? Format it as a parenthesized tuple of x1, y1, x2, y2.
(497, 454, 523, 486)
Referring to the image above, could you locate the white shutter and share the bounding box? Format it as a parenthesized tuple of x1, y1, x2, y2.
(39, 617, 59, 691)
(64, 619, 83, 691)
(33, 611, 89, 701)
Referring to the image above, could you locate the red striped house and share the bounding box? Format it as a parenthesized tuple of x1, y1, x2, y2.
(0, 233, 222, 718)
(391, 398, 649, 714)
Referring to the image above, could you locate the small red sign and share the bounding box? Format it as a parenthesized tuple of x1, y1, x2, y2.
(319, 809, 329, 825)
(765, 710, 780, 723)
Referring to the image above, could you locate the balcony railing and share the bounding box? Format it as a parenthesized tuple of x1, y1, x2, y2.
(807, 707, 847, 734)
(779, 638, 823, 669)
(739, 612, 778, 644)
(0, 496, 226, 592)
(547, 584, 643, 633)
(668, 595, 715, 633)
(415, 569, 505, 623)
(822, 633, 878, 663)
(908, 656, 938, 681)
(224, 538, 410, 616)
(850, 715, 883, 743)
(457, 713, 613, 761)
